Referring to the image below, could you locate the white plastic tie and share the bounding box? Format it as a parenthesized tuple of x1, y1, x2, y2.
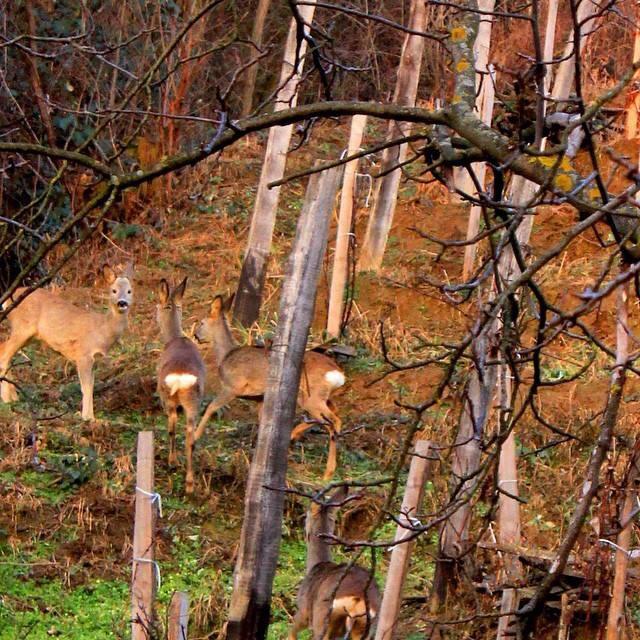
(136, 486, 163, 519)
(133, 557, 161, 590)
(498, 479, 518, 487)
(386, 515, 422, 551)
(599, 538, 640, 559)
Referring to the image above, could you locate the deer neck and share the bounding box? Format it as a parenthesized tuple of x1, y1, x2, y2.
(211, 314, 236, 363)
(100, 306, 129, 349)
(160, 310, 183, 344)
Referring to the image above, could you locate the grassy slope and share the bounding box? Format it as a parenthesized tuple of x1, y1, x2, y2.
(2, 131, 640, 638)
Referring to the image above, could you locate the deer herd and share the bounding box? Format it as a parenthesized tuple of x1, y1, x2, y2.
(0, 263, 380, 638)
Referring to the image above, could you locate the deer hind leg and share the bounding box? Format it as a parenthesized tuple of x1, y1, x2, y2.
(167, 404, 179, 467)
(288, 609, 306, 640)
(76, 357, 96, 421)
(194, 386, 236, 442)
(0, 328, 33, 403)
(184, 400, 197, 494)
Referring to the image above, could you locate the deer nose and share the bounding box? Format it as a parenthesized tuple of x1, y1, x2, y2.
(117, 300, 129, 310)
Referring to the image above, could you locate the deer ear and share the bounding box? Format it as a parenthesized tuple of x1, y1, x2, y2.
(158, 279, 170, 305)
(224, 292, 235, 312)
(211, 296, 224, 316)
(173, 277, 188, 305)
(102, 265, 116, 285)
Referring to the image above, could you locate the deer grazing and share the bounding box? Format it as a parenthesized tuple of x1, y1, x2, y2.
(0, 264, 133, 421)
(290, 488, 380, 639)
(156, 277, 205, 494)
(193, 294, 346, 479)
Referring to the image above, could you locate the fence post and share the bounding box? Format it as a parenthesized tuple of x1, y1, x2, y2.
(168, 591, 190, 640)
(375, 440, 434, 640)
(131, 431, 156, 640)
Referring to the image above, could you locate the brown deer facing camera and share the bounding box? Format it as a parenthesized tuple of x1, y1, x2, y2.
(0, 264, 133, 421)
(194, 294, 346, 480)
(156, 277, 205, 494)
(290, 488, 380, 639)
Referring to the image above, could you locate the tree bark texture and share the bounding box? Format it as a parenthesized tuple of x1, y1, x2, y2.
(358, 0, 426, 272)
(233, 1, 317, 326)
(225, 166, 342, 640)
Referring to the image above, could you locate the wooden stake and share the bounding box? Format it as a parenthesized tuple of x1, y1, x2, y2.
(542, 0, 559, 97)
(626, 14, 640, 139)
(605, 282, 634, 640)
(375, 440, 433, 640)
(131, 431, 156, 640)
(358, 0, 426, 272)
(496, 366, 522, 640)
(168, 591, 190, 640)
(327, 114, 367, 337)
(234, 1, 317, 326)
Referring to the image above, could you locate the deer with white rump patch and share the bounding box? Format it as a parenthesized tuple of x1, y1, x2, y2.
(156, 277, 205, 494)
(290, 488, 380, 639)
(193, 294, 346, 479)
(0, 264, 133, 421)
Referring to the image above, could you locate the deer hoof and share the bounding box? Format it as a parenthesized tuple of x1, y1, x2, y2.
(168, 453, 178, 467)
(185, 477, 194, 494)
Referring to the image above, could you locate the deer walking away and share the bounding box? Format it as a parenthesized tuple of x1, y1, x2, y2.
(156, 277, 206, 495)
(194, 293, 346, 479)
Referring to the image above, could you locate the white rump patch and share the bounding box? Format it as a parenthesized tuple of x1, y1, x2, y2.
(332, 595, 376, 622)
(164, 373, 198, 396)
(324, 370, 345, 389)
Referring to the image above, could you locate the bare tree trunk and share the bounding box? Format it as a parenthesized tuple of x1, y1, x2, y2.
(552, 0, 600, 104)
(432, 332, 499, 605)
(240, 0, 271, 118)
(461, 64, 496, 280)
(358, 0, 426, 272)
(233, 2, 317, 327)
(375, 440, 433, 640)
(452, 0, 495, 204)
(605, 284, 635, 640)
(225, 166, 342, 640)
(327, 114, 367, 337)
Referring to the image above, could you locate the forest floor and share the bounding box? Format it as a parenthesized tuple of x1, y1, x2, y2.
(1, 126, 640, 639)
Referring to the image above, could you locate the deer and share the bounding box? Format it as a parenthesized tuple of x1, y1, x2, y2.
(0, 264, 133, 421)
(156, 277, 206, 495)
(193, 294, 346, 480)
(289, 488, 380, 639)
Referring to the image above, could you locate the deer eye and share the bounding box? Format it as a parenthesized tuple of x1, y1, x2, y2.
(112, 289, 117, 294)
(127, 290, 131, 294)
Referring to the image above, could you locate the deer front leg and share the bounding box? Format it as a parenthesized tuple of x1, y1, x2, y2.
(77, 357, 95, 421)
(0, 331, 32, 403)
